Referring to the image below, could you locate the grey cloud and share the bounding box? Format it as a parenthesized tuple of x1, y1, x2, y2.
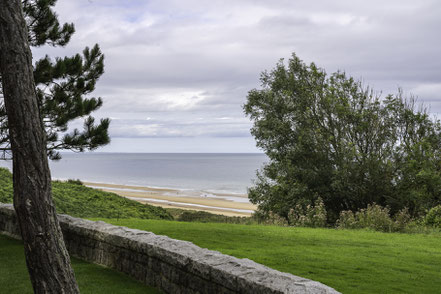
(108, 116, 252, 138)
(32, 0, 441, 151)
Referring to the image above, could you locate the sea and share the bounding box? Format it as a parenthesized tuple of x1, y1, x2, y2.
(0, 153, 268, 195)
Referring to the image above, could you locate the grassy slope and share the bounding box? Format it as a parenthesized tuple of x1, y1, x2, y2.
(0, 168, 171, 220)
(0, 235, 160, 293)
(94, 218, 441, 294)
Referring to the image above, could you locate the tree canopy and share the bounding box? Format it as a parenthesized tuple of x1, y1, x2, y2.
(244, 54, 441, 222)
(0, 0, 110, 160)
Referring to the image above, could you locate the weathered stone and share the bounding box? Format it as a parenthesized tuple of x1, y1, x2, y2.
(0, 203, 340, 294)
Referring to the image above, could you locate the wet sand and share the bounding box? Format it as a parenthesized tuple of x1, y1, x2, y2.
(83, 182, 256, 217)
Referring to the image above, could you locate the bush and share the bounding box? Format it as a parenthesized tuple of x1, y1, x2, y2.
(358, 204, 394, 232)
(259, 211, 289, 226)
(394, 208, 412, 231)
(337, 204, 413, 232)
(174, 210, 253, 224)
(336, 210, 358, 229)
(288, 198, 327, 227)
(66, 179, 84, 185)
(425, 205, 441, 228)
(0, 168, 13, 203)
(255, 198, 327, 227)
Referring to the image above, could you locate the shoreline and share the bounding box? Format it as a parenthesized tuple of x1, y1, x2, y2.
(83, 182, 257, 217)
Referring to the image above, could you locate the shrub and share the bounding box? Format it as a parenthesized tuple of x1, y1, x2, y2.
(336, 204, 412, 232)
(425, 205, 441, 228)
(336, 210, 358, 229)
(174, 210, 253, 224)
(394, 208, 412, 231)
(288, 198, 327, 227)
(357, 204, 394, 232)
(262, 211, 289, 226)
(66, 179, 84, 185)
(0, 168, 13, 203)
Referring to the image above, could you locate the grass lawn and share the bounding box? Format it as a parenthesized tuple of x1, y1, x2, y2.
(0, 234, 161, 294)
(93, 218, 441, 294)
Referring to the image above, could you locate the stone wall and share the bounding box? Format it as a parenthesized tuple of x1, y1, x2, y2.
(0, 203, 340, 294)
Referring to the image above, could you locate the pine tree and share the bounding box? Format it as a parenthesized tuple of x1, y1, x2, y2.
(0, 0, 110, 160)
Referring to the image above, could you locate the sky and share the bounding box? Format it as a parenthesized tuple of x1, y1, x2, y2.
(32, 0, 441, 153)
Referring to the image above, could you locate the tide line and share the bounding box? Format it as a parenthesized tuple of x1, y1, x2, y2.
(125, 197, 254, 214)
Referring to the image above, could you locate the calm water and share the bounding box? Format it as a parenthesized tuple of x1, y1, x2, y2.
(0, 153, 267, 194)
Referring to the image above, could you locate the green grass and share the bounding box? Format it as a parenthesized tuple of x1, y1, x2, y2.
(91, 218, 441, 294)
(0, 234, 161, 293)
(2, 167, 441, 293)
(0, 168, 172, 220)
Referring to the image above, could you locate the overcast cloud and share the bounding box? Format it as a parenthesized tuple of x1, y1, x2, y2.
(32, 0, 441, 152)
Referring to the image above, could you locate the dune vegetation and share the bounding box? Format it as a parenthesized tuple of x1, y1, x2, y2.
(0, 168, 171, 220)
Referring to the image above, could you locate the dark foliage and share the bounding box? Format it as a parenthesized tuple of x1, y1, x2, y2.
(0, 0, 109, 160)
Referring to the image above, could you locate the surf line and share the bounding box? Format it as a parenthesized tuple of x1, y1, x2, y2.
(126, 197, 254, 214)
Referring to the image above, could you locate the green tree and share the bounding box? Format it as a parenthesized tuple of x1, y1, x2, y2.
(0, 0, 110, 160)
(244, 54, 441, 222)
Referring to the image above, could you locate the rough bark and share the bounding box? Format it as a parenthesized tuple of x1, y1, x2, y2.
(0, 1, 80, 293)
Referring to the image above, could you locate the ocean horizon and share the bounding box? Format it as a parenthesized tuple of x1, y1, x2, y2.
(0, 152, 268, 195)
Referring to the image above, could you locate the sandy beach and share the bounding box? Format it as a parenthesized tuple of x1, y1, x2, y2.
(83, 182, 257, 217)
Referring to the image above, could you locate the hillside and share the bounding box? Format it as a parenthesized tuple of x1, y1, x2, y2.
(0, 168, 171, 220)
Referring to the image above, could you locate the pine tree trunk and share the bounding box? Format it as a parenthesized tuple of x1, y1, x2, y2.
(0, 1, 80, 293)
